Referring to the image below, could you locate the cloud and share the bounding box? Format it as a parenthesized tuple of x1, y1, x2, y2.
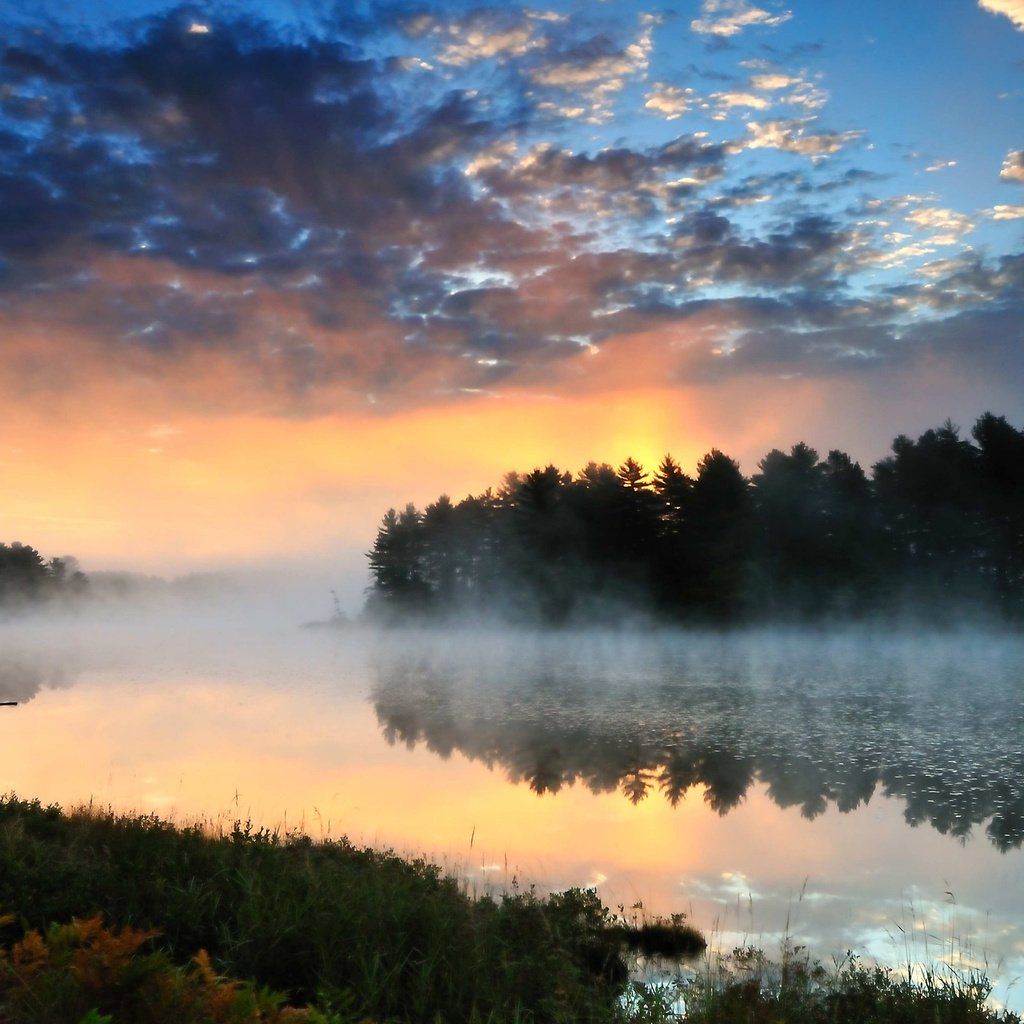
(925, 159, 957, 172)
(672, 246, 1024, 392)
(904, 206, 975, 238)
(465, 136, 729, 215)
(749, 72, 800, 90)
(0, 4, 1019, 425)
(744, 70, 827, 109)
(979, 0, 1024, 30)
(835, 195, 981, 272)
(669, 211, 850, 289)
(989, 204, 1024, 219)
(0, 12, 559, 404)
(410, 10, 551, 66)
(712, 90, 773, 110)
(740, 119, 862, 158)
(528, 14, 658, 123)
(1000, 149, 1024, 182)
(692, 0, 793, 37)
(644, 83, 693, 120)
(812, 167, 885, 193)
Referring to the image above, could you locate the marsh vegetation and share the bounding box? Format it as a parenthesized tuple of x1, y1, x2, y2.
(1, 798, 1019, 1024)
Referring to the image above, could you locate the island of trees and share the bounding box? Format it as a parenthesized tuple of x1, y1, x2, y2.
(365, 412, 1024, 625)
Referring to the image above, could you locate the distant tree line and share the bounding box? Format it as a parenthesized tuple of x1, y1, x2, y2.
(365, 413, 1024, 625)
(0, 543, 89, 608)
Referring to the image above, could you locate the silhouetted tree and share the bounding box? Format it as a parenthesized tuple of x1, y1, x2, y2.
(818, 449, 881, 613)
(363, 411, 1024, 624)
(0, 542, 50, 604)
(48, 555, 89, 597)
(451, 489, 502, 599)
(650, 454, 695, 614)
(611, 458, 660, 592)
(422, 495, 459, 606)
(616, 457, 647, 492)
(566, 463, 627, 607)
(510, 466, 579, 622)
(652, 454, 692, 534)
(873, 420, 985, 612)
(751, 443, 826, 615)
(687, 450, 754, 619)
(0, 542, 90, 608)
(972, 413, 1024, 615)
(366, 504, 431, 616)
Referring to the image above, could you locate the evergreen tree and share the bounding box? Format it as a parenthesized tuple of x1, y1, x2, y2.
(366, 505, 430, 615)
(0, 542, 51, 605)
(972, 412, 1024, 615)
(873, 420, 984, 610)
(362, 412, 1024, 624)
(687, 450, 754, 619)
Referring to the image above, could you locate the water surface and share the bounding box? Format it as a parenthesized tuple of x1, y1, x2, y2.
(2, 611, 1022, 1007)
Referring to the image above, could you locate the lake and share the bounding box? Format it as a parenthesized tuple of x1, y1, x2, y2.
(2, 604, 1023, 1009)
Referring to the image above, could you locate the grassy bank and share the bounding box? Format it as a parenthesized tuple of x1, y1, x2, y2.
(0, 796, 670, 1023)
(0, 796, 1019, 1024)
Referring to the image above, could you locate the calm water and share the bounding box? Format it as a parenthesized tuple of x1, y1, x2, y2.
(2, 607, 1023, 1008)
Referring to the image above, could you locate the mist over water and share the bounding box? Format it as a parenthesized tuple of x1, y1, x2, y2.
(369, 627, 1024, 849)
(2, 587, 1024, 1008)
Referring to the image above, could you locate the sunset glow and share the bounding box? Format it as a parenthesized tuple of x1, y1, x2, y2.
(3, 8, 1024, 1014)
(0, 0, 1021, 576)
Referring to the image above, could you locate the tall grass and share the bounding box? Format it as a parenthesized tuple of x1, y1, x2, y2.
(0, 795, 627, 1023)
(678, 941, 1021, 1024)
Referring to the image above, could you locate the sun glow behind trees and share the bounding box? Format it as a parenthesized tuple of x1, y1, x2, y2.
(366, 413, 1024, 624)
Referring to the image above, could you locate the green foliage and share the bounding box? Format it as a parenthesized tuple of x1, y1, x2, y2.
(2, 799, 1019, 1023)
(0, 797, 629, 1024)
(79, 1011, 114, 1024)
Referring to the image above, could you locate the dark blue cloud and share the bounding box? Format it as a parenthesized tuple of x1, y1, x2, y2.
(0, 2, 1020, 409)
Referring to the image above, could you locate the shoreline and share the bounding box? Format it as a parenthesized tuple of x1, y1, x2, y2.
(1, 796, 1020, 1023)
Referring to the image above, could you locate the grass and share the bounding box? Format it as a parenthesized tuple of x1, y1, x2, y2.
(676, 942, 1022, 1024)
(609, 911, 706, 961)
(0, 795, 1020, 1024)
(0, 795, 634, 1023)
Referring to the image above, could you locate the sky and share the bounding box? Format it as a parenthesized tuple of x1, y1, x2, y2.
(1, 0, 1022, 581)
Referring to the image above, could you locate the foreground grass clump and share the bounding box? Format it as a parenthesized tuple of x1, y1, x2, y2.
(610, 913, 706, 960)
(0, 796, 628, 1023)
(678, 945, 1022, 1024)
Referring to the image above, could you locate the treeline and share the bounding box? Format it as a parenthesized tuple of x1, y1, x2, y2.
(365, 412, 1024, 625)
(0, 542, 89, 608)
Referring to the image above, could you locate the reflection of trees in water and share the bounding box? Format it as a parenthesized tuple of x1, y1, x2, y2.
(0, 653, 81, 704)
(371, 645, 1024, 851)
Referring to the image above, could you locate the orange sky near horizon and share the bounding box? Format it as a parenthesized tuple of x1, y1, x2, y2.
(1, 352, 1008, 577)
(1, 0, 1023, 585)
(0, 386, 691, 571)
